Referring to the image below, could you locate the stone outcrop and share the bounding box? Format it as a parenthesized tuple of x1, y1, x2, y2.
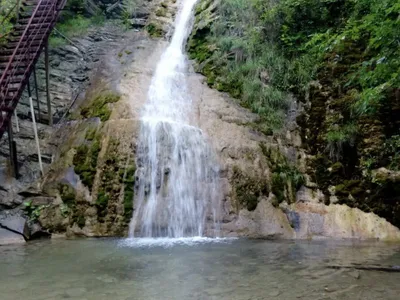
(0, 25, 129, 209)
(0, 228, 25, 245)
(186, 67, 400, 241)
(185, 0, 400, 240)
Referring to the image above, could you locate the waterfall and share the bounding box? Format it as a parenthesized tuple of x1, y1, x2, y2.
(128, 0, 220, 238)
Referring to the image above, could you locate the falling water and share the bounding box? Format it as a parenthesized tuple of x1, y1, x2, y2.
(129, 0, 220, 238)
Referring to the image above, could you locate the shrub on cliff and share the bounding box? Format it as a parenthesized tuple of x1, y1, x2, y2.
(190, 0, 400, 226)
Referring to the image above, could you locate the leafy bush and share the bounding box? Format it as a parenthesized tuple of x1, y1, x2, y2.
(0, 0, 18, 38)
(190, 0, 317, 132)
(325, 123, 358, 161)
(191, 0, 399, 133)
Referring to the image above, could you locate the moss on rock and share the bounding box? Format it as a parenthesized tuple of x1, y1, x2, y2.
(95, 138, 136, 225)
(80, 92, 120, 122)
(73, 133, 101, 190)
(146, 23, 163, 37)
(59, 183, 76, 205)
(260, 143, 304, 205)
(232, 166, 268, 211)
(155, 8, 167, 17)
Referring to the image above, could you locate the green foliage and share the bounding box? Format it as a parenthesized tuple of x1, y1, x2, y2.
(325, 123, 358, 161)
(96, 191, 110, 210)
(146, 23, 163, 37)
(73, 134, 102, 190)
(121, 0, 144, 27)
(381, 135, 400, 171)
(50, 4, 105, 47)
(23, 201, 49, 221)
(232, 165, 268, 211)
(191, 0, 399, 134)
(0, 0, 17, 39)
(80, 92, 121, 122)
(95, 138, 136, 223)
(59, 183, 76, 205)
(65, 0, 86, 15)
(72, 212, 86, 228)
(260, 144, 304, 205)
(156, 8, 167, 17)
(189, 0, 316, 132)
(59, 204, 70, 218)
(271, 162, 304, 205)
(123, 165, 136, 220)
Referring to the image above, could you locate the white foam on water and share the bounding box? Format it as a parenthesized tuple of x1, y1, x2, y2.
(118, 237, 237, 248)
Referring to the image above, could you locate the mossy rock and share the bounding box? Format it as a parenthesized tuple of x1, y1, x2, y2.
(146, 23, 163, 37)
(80, 92, 121, 122)
(71, 207, 86, 229)
(260, 143, 304, 205)
(335, 180, 365, 200)
(330, 162, 344, 173)
(58, 183, 76, 205)
(155, 8, 167, 17)
(232, 166, 268, 211)
(94, 138, 136, 225)
(123, 164, 136, 220)
(73, 133, 102, 191)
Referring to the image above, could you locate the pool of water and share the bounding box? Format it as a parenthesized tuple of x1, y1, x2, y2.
(1, 238, 400, 300)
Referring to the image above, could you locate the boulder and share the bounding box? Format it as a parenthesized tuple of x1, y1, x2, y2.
(28, 221, 51, 239)
(0, 228, 25, 245)
(27, 196, 55, 206)
(129, 18, 147, 28)
(283, 202, 400, 241)
(0, 215, 30, 240)
(372, 167, 400, 183)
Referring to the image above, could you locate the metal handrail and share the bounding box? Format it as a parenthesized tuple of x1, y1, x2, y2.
(0, 0, 46, 83)
(0, 0, 67, 134)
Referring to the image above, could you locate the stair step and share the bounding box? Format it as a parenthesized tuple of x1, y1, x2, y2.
(14, 23, 51, 31)
(3, 86, 21, 94)
(0, 0, 67, 140)
(10, 28, 47, 37)
(24, 9, 56, 19)
(3, 40, 42, 49)
(7, 77, 26, 85)
(0, 48, 39, 56)
(18, 16, 54, 24)
(0, 53, 37, 62)
(7, 32, 47, 43)
(23, 0, 53, 4)
(0, 55, 12, 62)
(0, 61, 28, 70)
(0, 68, 29, 76)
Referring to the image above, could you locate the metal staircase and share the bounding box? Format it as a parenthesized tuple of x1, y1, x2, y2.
(0, 0, 67, 139)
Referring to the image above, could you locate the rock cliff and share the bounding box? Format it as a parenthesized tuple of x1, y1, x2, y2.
(1, 0, 399, 243)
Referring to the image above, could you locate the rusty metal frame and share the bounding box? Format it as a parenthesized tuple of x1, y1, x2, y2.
(0, 0, 68, 138)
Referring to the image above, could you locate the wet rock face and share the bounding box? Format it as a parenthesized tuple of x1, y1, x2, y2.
(2, 0, 399, 240)
(30, 25, 148, 236)
(0, 228, 25, 245)
(0, 21, 147, 236)
(0, 24, 129, 201)
(188, 0, 400, 240)
(0, 209, 31, 245)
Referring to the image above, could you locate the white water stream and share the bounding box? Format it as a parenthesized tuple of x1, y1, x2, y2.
(129, 0, 220, 238)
